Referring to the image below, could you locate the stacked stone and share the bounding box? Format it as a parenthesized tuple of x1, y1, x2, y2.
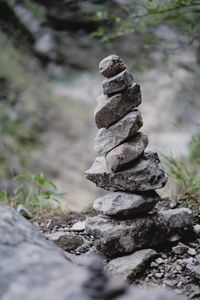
(85, 55, 193, 258)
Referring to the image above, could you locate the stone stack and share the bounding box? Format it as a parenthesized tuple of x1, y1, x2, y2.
(85, 55, 193, 258)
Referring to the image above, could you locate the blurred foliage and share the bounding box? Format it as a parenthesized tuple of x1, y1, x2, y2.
(0, 30, 54, 184)
(93, 0, 200, 51)
(0, 172, 62, 219)
(163, 132, 200, 216)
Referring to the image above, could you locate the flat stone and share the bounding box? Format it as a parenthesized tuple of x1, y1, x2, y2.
(107, 249, 157, 281)
(105, 133, 148, 172)
(85, 208, 193, 257)
(93, 191, 160, 218)
(95, 109, 143, 156)
(95, 83, 141, 129)
(99, 54, 126, 78)
(71, 220, 86, 232)
(102, 69, 133, 95)
(85, 151, 167, 192)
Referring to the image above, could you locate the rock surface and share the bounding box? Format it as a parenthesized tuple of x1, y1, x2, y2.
(107, 249, 157, 281)
(85, 152, 167, 192)
(95, 83, 142, 129)
(105, 133, 148, 172)
(102, 69, 133, 95)
(55, 233, 85, 251)
(99, 54, 126, 78)
(93, 191, 160, 218)
(95, 109, 143, 155)
(85, 209, 193, 257)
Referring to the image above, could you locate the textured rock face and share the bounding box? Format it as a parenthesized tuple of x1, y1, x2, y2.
(85, 210, 193, 257)
(95, 83, 141, 129)
(85, 152, 167, 192)
(102, 69, 134, 95)
(99, 54, 126, 78)
(95, 109, 143, 156)
(107, 249, 157, 281)
(93, 191, 160, 218)
(105, 133, 148, 172)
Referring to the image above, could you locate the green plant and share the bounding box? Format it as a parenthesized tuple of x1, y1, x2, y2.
(0, 173, 62, 219)
(162, 132, 200, 216)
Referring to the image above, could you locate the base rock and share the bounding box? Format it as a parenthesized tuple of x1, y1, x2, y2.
(85, 209, 193, 257)
(107, 249, 157, 281)
(93, 191, 160, 218)
(85, 151, 167, 192)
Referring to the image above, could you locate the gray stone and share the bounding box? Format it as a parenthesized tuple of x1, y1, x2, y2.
(117, 287, 185, 300)
(85, 208, 193, 257)
(172, 243, 188, 255)
(187, 263, 200, 281)
(187, 247, 197, 256)
(71, 220, 86, 232)
(95, 109, 143, 155)
(85, 152, 167, 192)
(55, 233, 84, 251)
(107, 249, 157, 281)
(99, 54, 126, 78)
(93, 191, 160, 218)
(105, 133, 148, 172)
(158, 208, 192, 231)
(194, 224, 200, 237)
(102, 69, 133, 95)
(95, 83, 141, 129)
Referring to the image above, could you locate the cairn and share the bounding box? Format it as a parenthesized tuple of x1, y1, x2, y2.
(85, 55, 193, 258)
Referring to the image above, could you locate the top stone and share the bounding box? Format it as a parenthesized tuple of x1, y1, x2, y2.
(99, 55, 126, 78)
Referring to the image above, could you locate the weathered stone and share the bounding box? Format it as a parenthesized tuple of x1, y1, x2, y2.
(158, 208, 193, 230)
(95, 109, 143, 156)
(85, 208, 193, 257)
(95, 83, 141, 129)
(105, 133, 148, 172)
(99, 54, 126, 78)
(85, 152, 167, 192)
(55, 233, 84, 251)
(71, 220, 86, 232)
(102, 69, 133, 95)
(107, 249, 157, 281)
(172, 243, 188, 255)
(93, 191, 160, 218)
(117, 288, 186, 300)
(187, 261, 200, 281)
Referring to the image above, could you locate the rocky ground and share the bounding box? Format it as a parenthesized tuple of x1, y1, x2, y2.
(37, 209, 200, 300)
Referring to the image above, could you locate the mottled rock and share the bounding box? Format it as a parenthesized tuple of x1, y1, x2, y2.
(93, 191, 160, 218)
(102, 69, 133, 95)
(85, 209, 193, 257)
(193, 224, 200, 237)
(95, 109, 143, 155)
(55, 234, 84, 251)
(99, 54, 126, 78)
(187, 263, 200, 281)
(117, 288, 185, 300)
(95, 83, 141, 129)
(158, 208, 192, 230)
(85, 152, 167, 192)
(107, 249, 157, 281)
(105, 133, 148, 172)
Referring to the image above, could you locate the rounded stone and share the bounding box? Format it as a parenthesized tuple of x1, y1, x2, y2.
(99, 54, 126, 78)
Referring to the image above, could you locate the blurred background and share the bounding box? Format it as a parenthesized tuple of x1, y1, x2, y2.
(0, 0, 199, 213)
